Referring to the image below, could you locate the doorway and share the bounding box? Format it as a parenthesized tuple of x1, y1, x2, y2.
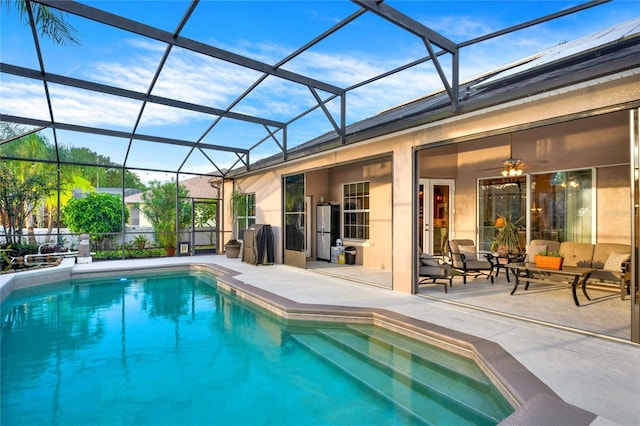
(190, 199, 219, 255)
(419, 179, 454, 255)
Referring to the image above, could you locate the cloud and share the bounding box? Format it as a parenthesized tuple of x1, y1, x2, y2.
(422, 15, 495, 41)
(48, 85, 142, 128)
(0, 14, 595, 164)
(0, 79, 51, 121)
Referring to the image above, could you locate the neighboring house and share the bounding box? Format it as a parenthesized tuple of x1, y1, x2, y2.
(124, 175, 220, 227)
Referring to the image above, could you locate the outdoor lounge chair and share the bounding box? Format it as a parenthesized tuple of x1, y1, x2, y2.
(418, 250, 453, 292)
(446, 239, 494, 284)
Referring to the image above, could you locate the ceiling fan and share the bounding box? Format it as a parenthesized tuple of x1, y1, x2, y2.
(477, 134, 546, 176)
(499, 157, 525, 177)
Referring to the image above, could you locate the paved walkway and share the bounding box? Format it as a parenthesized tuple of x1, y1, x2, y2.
(22, 255, 640, 425)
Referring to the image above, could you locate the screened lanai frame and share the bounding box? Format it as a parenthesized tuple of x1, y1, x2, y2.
(1, 0, 613, 176)
(0, 0, 621, 254)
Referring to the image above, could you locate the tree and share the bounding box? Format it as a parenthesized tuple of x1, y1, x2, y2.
(141, 180, 190, 250)
(3, 0, 80, 45)
(1, 124, 146, 236)
(63, 193, 129, 247)
(0, 162, 56, 244)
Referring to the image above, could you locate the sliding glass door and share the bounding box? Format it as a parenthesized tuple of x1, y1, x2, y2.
(283, 173, 306, 267)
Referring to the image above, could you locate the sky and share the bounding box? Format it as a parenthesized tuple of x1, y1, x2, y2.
(1, 0, 639, 182)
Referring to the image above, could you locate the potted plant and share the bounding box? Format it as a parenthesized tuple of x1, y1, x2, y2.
(490, 214, 523, 257)
(534, 248, 565, 270)
(224, 190, 244, 258)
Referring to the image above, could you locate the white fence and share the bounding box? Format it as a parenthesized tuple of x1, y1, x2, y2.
(2, 226, 217, 249)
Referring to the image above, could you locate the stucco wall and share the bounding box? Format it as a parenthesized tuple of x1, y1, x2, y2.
(327, 158, 393, 268)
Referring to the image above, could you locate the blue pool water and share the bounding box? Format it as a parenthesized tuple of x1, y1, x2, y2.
(1, 271, 513, 425)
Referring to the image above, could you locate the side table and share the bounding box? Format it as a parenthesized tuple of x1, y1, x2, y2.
(492, 254, 521, 282)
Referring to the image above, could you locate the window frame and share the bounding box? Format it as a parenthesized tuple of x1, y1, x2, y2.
(284, 174, 306, 252)
(237, 193, 256, 241)
(477, 168, 595, 250)
(342, 181, 370, 241)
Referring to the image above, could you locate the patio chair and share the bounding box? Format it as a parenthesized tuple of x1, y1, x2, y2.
(446, 239, 494, 284)
(418, 250, 453, 292)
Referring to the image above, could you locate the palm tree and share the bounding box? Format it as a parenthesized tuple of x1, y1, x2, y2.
(3, 0, 80, 45)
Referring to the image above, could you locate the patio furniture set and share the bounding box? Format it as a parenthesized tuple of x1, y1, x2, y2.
(419, 239, 631, 306)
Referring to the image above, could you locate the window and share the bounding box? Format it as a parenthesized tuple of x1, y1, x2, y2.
(284, 174, 305, 251)
(129, 204, 140, 226)
(531, 169, 593, 243)
(237, 193, 256, 240)
(478, 169, 594, 250)
(478, 177, 527, 252)
(343, 181, 369, 240)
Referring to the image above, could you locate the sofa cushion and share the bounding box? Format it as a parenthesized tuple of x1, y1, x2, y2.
(458, 245, 478, 261)
(419, 264, 451, 278)
(603, 252, 631, 271)
(525, 244, 547, 262)
(592, 243, 631, 269)
(464, 259, 493, 269)
(558, 242, 595, 267)
(449, 239, 475, 252)
(590, 269, 623, 282)
(420, 254, 440, 267)
(530, 239, 560, 253)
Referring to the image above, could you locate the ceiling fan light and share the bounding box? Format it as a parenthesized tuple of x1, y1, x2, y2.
(501, 169, 509, 177)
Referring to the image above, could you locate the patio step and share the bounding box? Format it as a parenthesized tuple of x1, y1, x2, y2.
(290, 328, 508, 425)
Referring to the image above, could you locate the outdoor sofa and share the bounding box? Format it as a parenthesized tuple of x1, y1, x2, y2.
(526, 239, 631, 300)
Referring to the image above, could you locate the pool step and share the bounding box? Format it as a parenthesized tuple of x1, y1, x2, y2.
(346, 324, 489, 384)
(291, 331, 504, 426)
(323, 328, 510, 422)
(319, 328, 506, 417)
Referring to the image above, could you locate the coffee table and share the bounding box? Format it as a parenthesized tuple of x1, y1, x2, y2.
(507, 262, 595, 306)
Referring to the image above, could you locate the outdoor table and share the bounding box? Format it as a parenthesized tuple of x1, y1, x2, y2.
(491, 253, 522, 282)
(507, 262, 595, 306)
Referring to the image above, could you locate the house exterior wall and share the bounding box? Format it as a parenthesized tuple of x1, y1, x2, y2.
(327, 158, 393, 268)
(228, 70, 638, 294)
(447, 111, 631, 243)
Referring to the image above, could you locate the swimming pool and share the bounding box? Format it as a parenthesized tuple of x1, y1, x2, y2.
(1, 270, 513, 425)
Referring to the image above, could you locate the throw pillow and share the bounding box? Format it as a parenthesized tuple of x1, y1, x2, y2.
(526, 244, 547, 262)
(458, 245, 477, 261)
(603, 252, 630, 271)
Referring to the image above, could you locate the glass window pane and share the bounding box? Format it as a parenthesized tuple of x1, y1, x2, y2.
(531, 169, 592, 243)
(478, 177, 527, 252)
(285, 174, 305, 251)
(342, 181, 370, 241)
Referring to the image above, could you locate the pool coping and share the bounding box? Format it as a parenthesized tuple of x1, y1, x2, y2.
(2, 260, 598, 425)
